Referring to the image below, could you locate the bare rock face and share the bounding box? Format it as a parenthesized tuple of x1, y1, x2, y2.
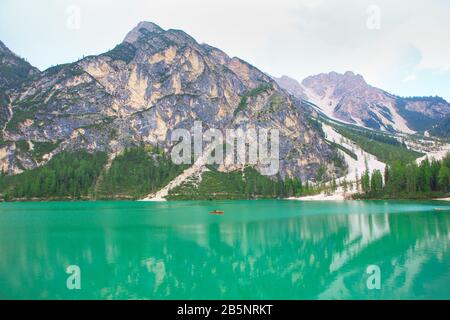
(0, 40, 40, 138)
(277, 71, 450, 134)
(0, 22, 338, 180)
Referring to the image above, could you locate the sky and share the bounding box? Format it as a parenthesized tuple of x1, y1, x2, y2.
(1, 0, 449, 100)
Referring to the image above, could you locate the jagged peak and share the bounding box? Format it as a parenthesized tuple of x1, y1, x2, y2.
(326, 71, 365, 81)
(276, 75, 301, 83)
(123, 22, 204, 51)
(343, 71, 365, 82)
(123, 21, 164, 43)
(302, 70, 366, 86)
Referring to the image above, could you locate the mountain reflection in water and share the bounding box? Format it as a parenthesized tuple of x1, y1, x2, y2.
(0, 200, 448, 299)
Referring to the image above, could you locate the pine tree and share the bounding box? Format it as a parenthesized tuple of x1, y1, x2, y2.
(355, 169, 360, 192)
(329, 176, 335, 192)
(438, 164, 450, 191)
(342, 179, 348, 193)
(384, 166, 389, 191)
(430, 160, 441, 191)
(370, 170, 383, 193)
(405, 163, 418, 194)
(361, 171, 370, 194)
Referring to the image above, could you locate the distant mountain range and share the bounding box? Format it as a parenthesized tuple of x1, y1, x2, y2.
(274, 73, 450, 134)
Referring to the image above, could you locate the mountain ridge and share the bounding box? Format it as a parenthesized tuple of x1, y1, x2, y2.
(0, 21, 340, 184)
(274, 72, 450, 134)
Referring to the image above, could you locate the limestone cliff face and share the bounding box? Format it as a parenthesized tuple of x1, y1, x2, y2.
(276, 72, 450, 134)
(0, 22, 337, 180)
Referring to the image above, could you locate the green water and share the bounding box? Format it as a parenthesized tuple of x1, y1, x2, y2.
(0, 200, 449, 300)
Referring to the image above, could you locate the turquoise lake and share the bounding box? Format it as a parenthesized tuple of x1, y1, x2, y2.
(0, 200, 449, 300)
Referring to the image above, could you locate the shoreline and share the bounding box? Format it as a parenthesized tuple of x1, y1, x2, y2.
(287, 193, 347, 201)
(1, 195, 449, 203)
(433, 197, 450, 201)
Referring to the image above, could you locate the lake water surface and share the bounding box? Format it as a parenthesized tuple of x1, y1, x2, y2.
(0, 200, 449, 299)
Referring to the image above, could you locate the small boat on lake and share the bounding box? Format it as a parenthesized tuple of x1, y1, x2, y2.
(209, 210, 224, 215)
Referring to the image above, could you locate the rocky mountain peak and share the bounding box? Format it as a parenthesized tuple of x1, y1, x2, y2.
(302, 71, 367, 91)
(0, 25, 336, 180)
(275, 70, 449, 133)
(121, 21, 207, 58)
(273, 75, 306, 99)
(123, 21, 164, 43)
(277, 75, 300, 86)
(341, 71, 366, 86)
(343, 70, 363, 79)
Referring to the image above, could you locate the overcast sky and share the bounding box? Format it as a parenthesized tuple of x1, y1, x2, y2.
(1, 0, 449, 100)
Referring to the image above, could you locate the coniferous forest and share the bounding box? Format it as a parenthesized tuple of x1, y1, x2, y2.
(0, 144, 449, 201)
(0, 147, 188, 201)
(0, 146, 319, 201)
(356, 154, 450, 199)
(96, 146, 188, 199)
(166, 166, 311, 200)
(0, 151, 107, 200)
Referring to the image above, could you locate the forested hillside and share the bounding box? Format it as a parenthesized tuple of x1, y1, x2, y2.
(0, 151, 107, 200)
(356, 155, 450, 199)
